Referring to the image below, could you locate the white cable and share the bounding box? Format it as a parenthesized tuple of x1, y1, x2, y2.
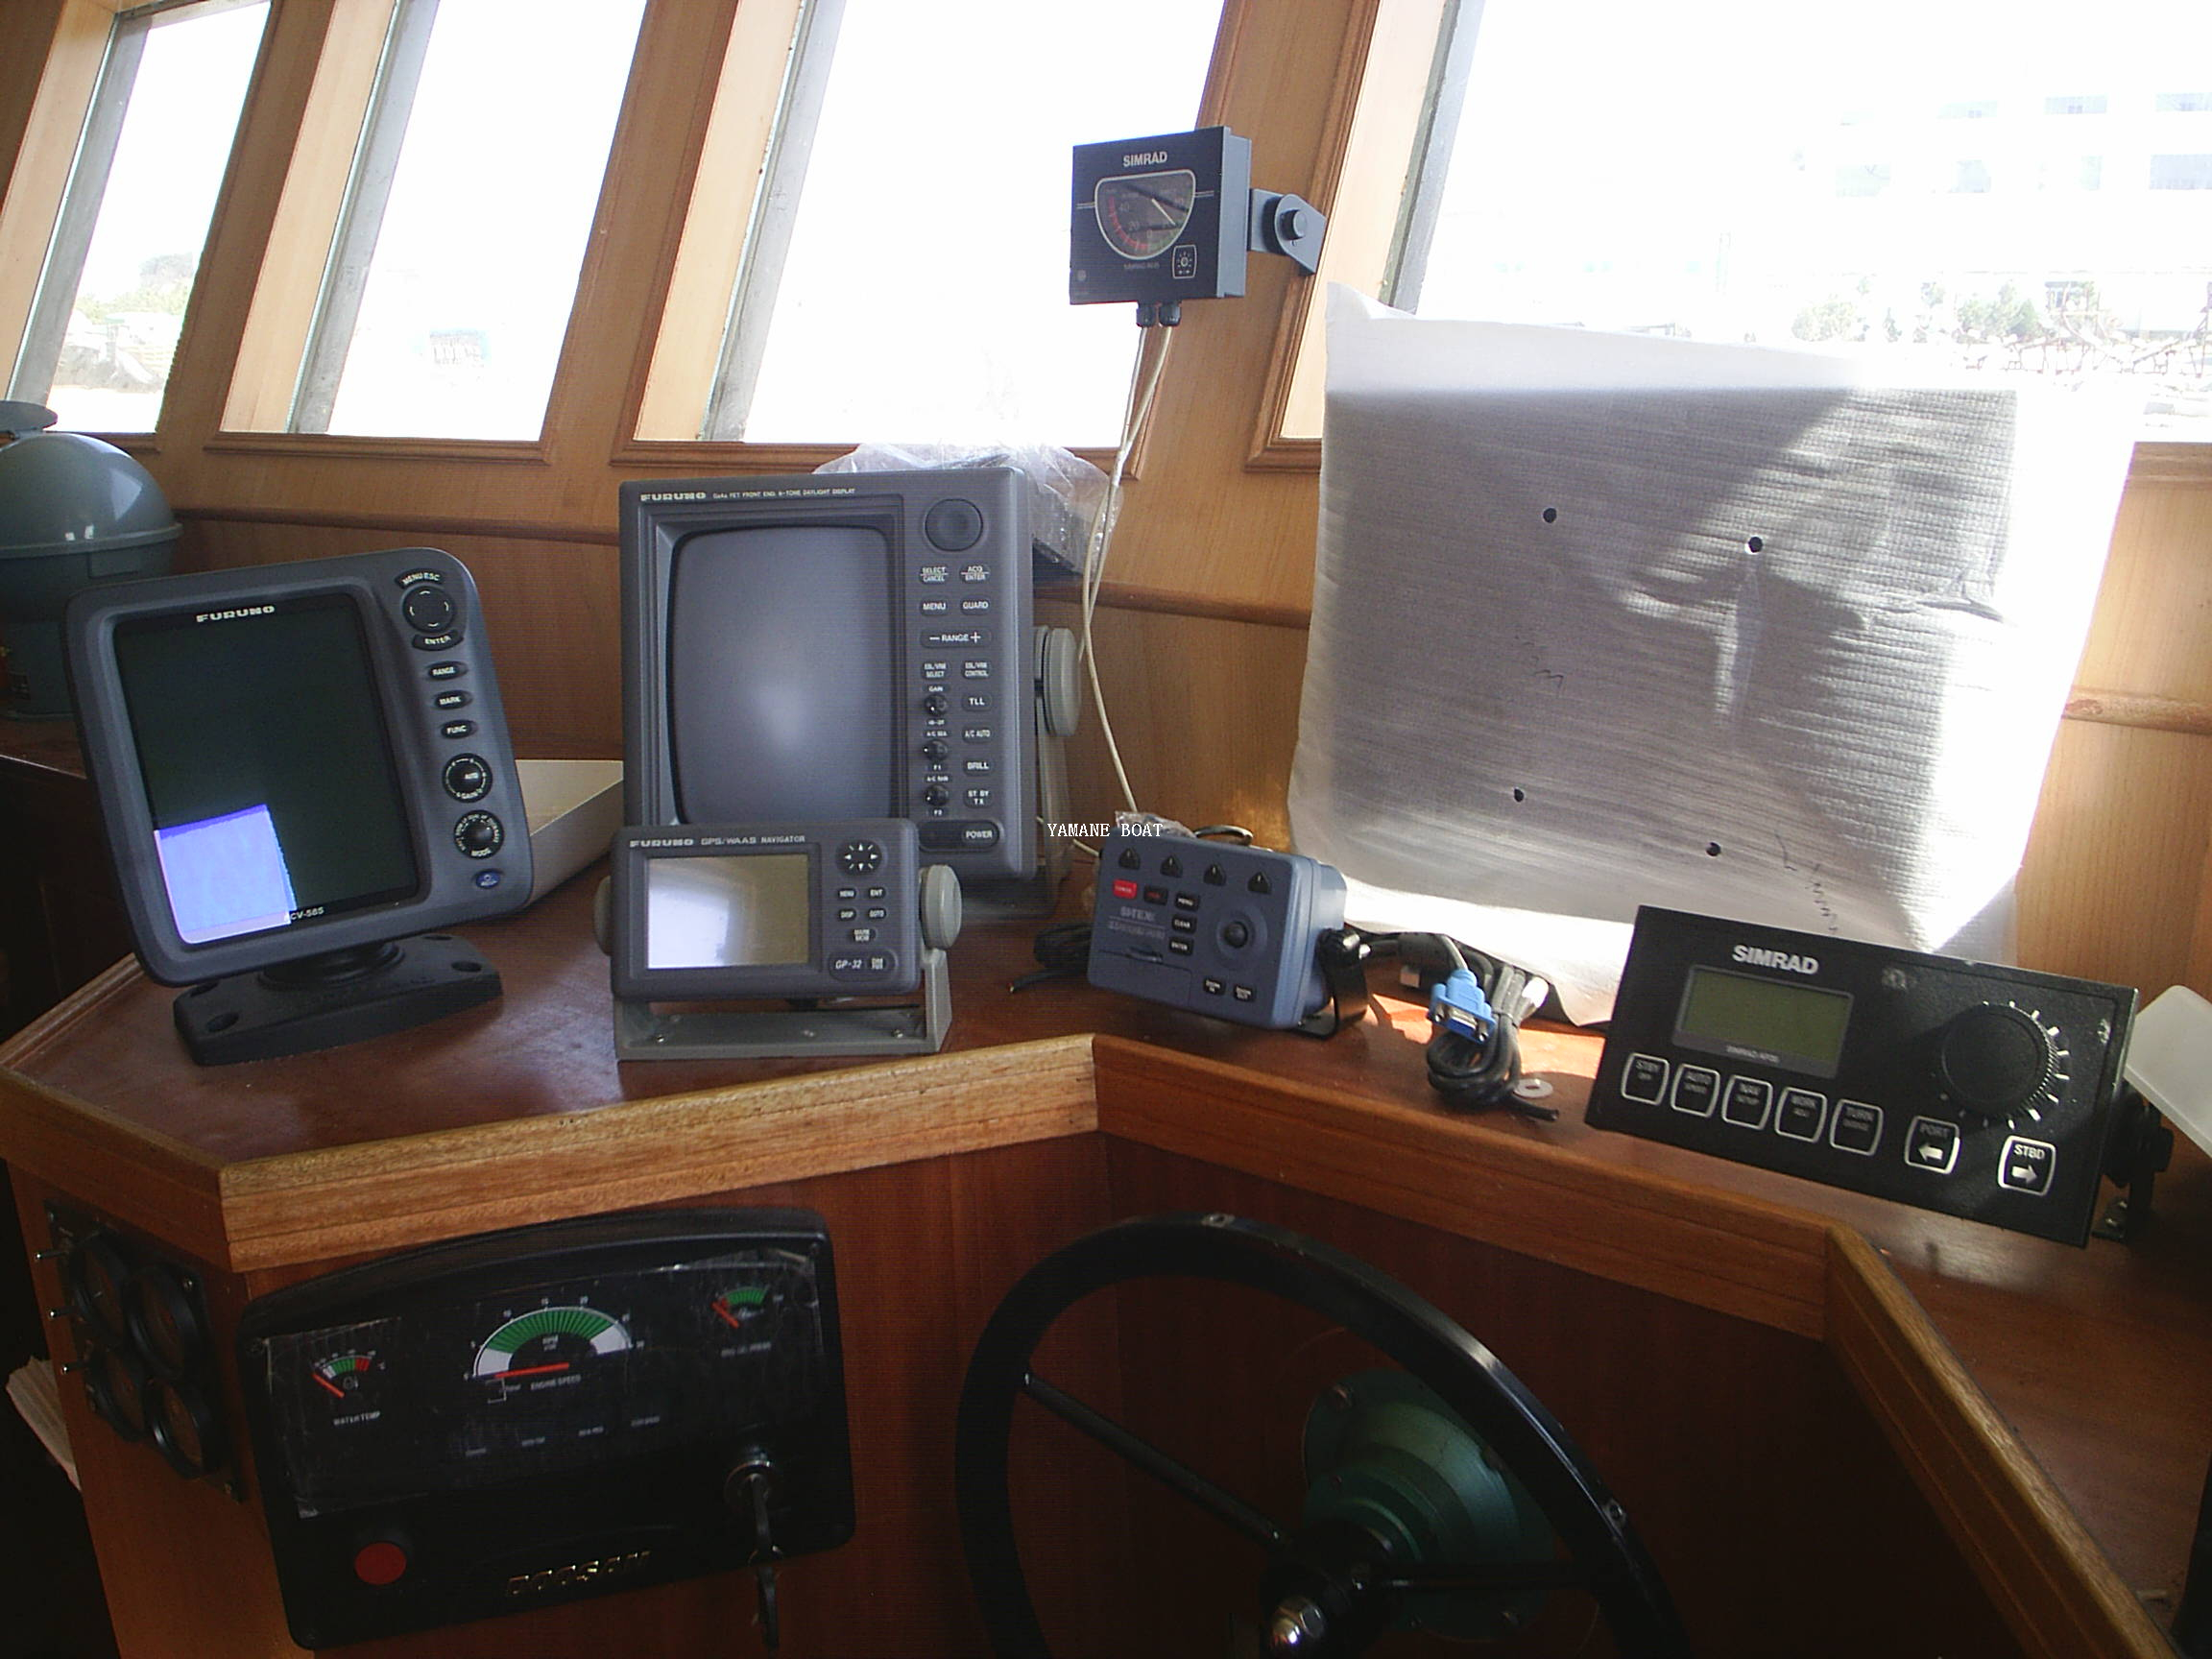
(1080, 323, 1173, 815)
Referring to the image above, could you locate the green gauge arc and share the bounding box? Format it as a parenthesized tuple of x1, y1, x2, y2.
(471, 1305, 633, 1376)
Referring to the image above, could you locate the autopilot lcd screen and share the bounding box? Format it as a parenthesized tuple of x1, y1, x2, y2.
(1673, 965, 1853, 1078)
(113, 595, 419, 949)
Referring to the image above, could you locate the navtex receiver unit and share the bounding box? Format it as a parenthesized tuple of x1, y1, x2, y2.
(1586, 906, 2137, 1244)
(1087, 830, 1347, 1030)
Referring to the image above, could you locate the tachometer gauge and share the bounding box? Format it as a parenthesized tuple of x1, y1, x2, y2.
(473, 1304, 633, 1395)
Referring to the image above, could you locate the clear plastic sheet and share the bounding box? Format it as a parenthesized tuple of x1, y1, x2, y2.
(1290, 289, 2138, 1022)
(816, 443, 1105, 579)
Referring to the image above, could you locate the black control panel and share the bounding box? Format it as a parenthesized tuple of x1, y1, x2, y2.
(392, 552, 520, 873)
(238, 1210, 853, 1648)
(1586, 907, 2136, 1244)
(1087, 830, 1348, 1029)
(899, 473, 1033, 870)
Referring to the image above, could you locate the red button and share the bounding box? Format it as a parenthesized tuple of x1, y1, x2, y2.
(353, 1540, 409, 1586)
(1112, 878, 1138, 900)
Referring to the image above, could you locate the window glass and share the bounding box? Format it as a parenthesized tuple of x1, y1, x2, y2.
(8, 0, 268, 433)
(716, 0, 1221, 445)
(1378, 0, 2212, 438)
(298, 0, 644, 439)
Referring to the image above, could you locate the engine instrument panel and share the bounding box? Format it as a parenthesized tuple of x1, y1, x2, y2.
(238, 1209, 852, 1647)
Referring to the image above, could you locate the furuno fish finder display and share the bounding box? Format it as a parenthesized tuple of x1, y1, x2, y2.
(619, 469, 1037, 886)
(1586, 906, 2137, 1244)
(237, 1209, 854, 1648)
(63, 548, 531, 1064)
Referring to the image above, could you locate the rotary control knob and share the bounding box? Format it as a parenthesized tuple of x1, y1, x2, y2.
(1936, 1002, 2057, 1122)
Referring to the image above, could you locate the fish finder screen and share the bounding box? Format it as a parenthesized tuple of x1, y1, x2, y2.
(114, 595, 419, 948)
(643, 854, 811, 970)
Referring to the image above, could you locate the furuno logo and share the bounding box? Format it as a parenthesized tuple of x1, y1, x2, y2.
(193, 605, 276, 624)
(1732, 944, 1819, 974)
(507, 1549, 651, 1598)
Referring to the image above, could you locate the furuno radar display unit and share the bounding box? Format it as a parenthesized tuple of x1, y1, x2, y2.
(1087, 829, 1349, 1031)
(63, 547, 531, 1064)
(237, 1208, 854, 1648)
(1586, 906, 2137, 1244)
(619, 469, 1040, 887)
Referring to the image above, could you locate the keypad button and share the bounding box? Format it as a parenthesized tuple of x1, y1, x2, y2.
(1830, 1101, 1884, 1156)
(1906, 1117, 1961, 1175)
(1620, 1053, 1669, 1104)
(1775, 1089, 1827, 1141)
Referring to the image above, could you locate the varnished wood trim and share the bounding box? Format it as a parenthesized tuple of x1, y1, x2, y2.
(206, 1036, 1098, 1271)
(176, 503, 615, 546)
(1246, 435, 1322, 472)
(1091, 1036, 1835, 1338)
(198, 432, 548, 465)
(1042, 582, 1311, 631)
(2128, 442, 2212, 486)
(2065, 687, 2212, 737)
(1824, 1228, 2171, 1659)
(0, 968, 229, 1253)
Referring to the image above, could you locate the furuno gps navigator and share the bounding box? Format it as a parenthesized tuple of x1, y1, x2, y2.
(602, 819, 964, 1060)
(63, 548, 531, 1063)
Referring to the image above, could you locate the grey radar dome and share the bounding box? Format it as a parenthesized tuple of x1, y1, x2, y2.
(0, 402, 179, 718)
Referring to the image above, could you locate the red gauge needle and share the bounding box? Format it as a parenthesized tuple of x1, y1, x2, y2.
(311, 1372, 347, 1400)
(493, 1361, 571, 1380)
(711, 1301, 745, 1332)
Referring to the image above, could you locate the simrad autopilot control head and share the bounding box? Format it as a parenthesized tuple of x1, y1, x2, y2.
(1086, 830, 1349, 1031)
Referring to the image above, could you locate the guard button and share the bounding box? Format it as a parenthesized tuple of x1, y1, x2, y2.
(353, 1538, 409, 1587)
(1998, 1136, 2057, 1195)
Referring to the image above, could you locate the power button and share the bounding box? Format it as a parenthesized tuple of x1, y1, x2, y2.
(352, 1539, 409, 1587)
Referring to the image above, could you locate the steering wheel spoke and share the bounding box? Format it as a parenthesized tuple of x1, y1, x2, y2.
(1020, 1369, 1287, 1554)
